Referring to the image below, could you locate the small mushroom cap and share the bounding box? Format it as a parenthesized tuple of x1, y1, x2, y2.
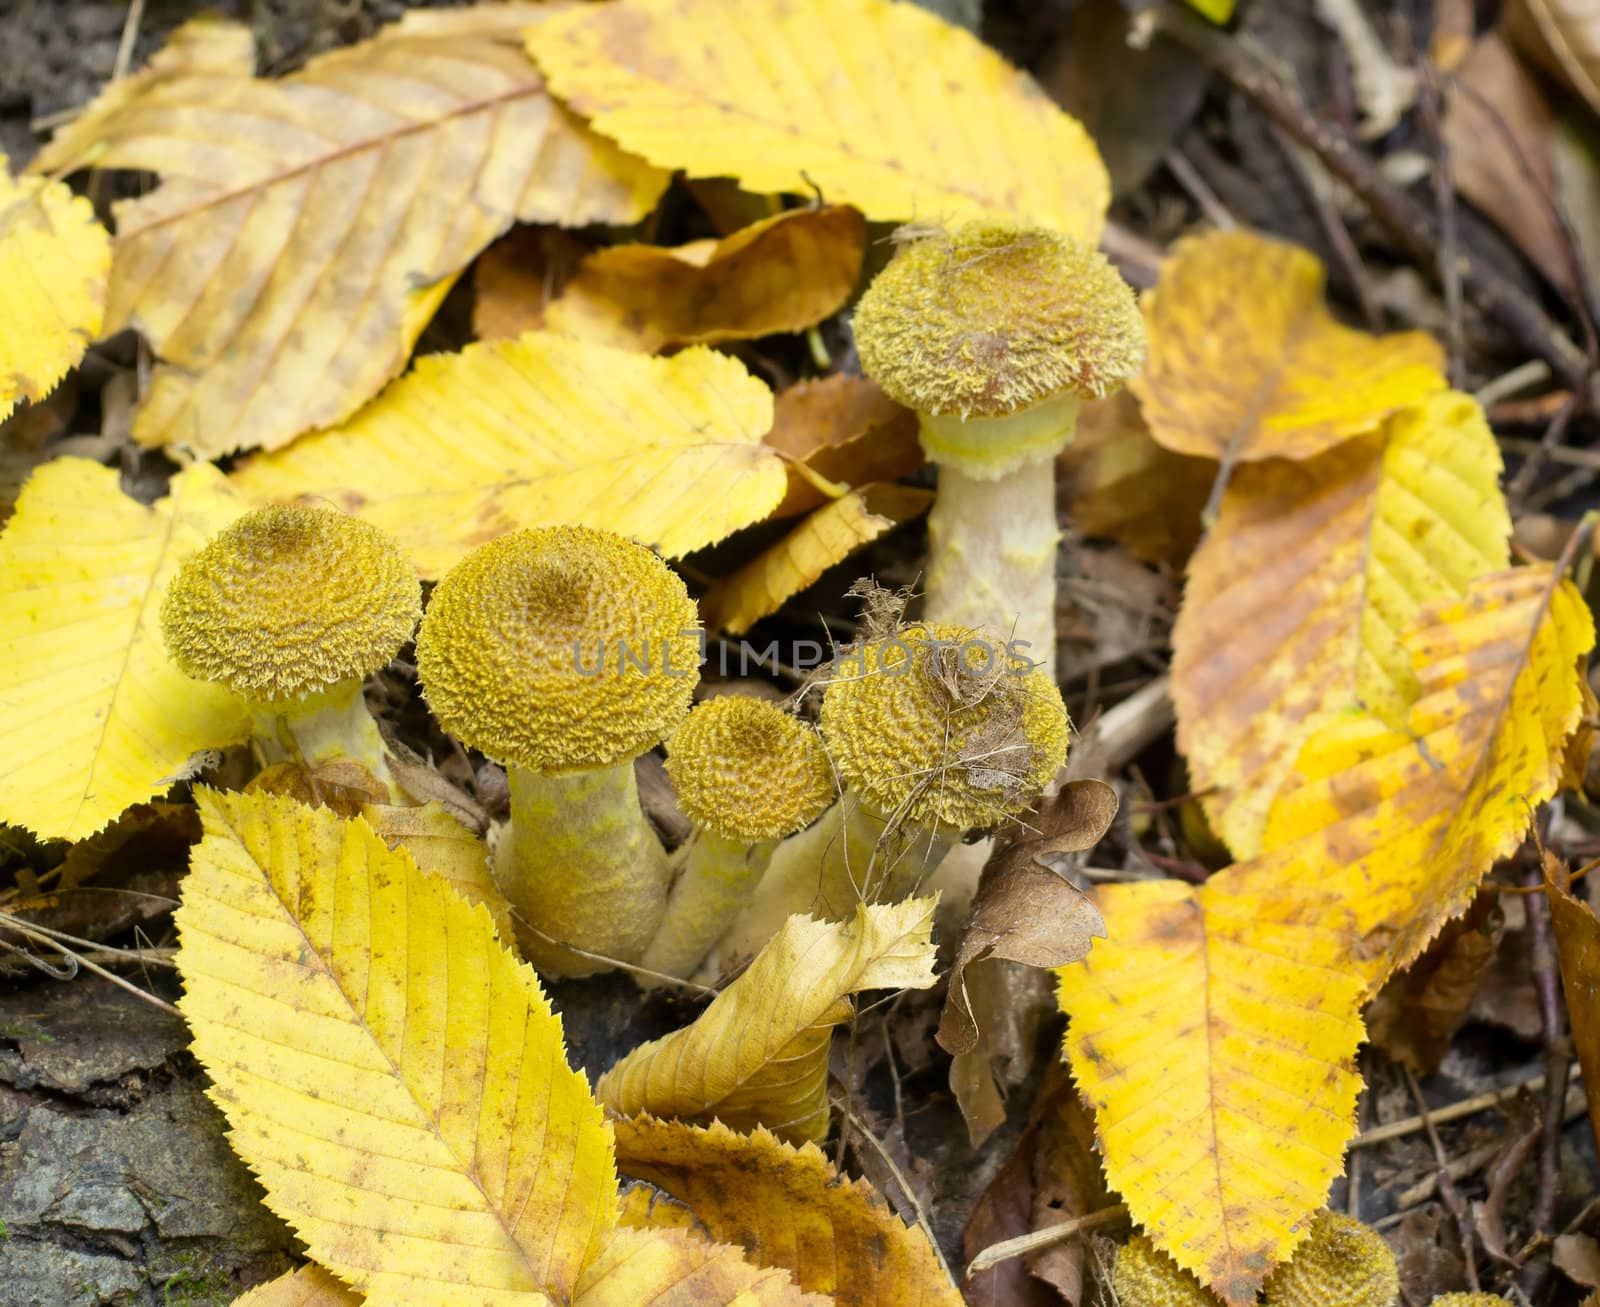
(853, 219, 1145, 421)
(416, 526, 700, 774)
(819, 622, 1069, 831)
(1112, 1235, 1221, 1306)
(666, 695, 835, 843)
(1260, 1210, 1399, 1307)
(161, 505, 420, 704)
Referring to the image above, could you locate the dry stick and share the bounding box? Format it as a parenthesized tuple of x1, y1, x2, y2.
(965, 1203, 1130, 1276)
(1143, 0, 1594, 397)
(0, 924, 181, 1017)
(1418, 63, 1465, 387)
(834, 1102, 957, 1289)
(1404, 1065, 1482, 1292)
(1518, 860, 1569, 1302)
(1350, 1062, 1583, 1149)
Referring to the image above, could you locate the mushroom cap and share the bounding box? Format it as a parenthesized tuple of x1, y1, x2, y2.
(415, 526, 700, 774)
(1260, 1210, 1399, 1307)
(852, 219, 1145, 421)
(1112, 1235, 1220, 1306)
(161, 505, 420, 704)
(819, 622, 1069, 831)
(666, 695, 835, 842)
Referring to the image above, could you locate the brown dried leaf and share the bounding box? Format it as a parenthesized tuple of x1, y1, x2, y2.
(547, 206, 867, 353)
(472, 226, 591, 343)
(937, 780, 1116, 1057)
(764, 375, 923, 520)
(1509, 0, 1600, 117)
(1545, 849, 1600, 1159)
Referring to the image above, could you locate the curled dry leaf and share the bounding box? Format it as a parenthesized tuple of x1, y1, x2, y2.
(764, 375, 922, 520)
(699, 483, 934, 635)
(471, 226, 591, 343)
(34, 7, 667, 457)
(613, 1116, 963, 1306)
(1173, 390, 1510, 858)
(1508, 0, 1600, 117)
(231, 334, 782, 577)
(1544, 850, 1600, 1158)
(230, 1266, 359, 1306)
(527, 0, 1109, 240)
(937, 779, 1116, 1057)
(597, 898, 939, 1143)
(547, 206, 868, 353)
(1133, 230, 1445, 464)
(1060, 567, 1592, 1304)
(574, 1226, 828, 1305)
(0, 459, 250, 841)
(0, 157, 110, 419)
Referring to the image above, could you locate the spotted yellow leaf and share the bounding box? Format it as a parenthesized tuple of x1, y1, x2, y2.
(1133, 230, 1445, 464)
(0, 459, 250, 841)
(231, 1266, 359, 1307)
(231, 333, 782, 577)
(1060, 566, 1592, 1304)
(1173, 391, 1511, 857)
(33, 7, 668, 458)
(598, 899, 939, 1143)
(527, 0, 1109, 241)
(0, 158, 110, 419)
(574, 1227, 827, 1305)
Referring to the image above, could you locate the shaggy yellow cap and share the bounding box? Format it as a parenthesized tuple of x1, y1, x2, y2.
(1261, 1210, 1398, 1307)
(666, 696, 835, 842)
(416, 526, 700, 774)
(819, 622, 1069, 831)
(1113, 1236, 1221, 1306)
(162, 505, 420, 704)
(853, 220, 1145, 420)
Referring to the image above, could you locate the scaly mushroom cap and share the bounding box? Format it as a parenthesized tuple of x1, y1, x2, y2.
(416, 526, 700, 774)
(853, 219, 1145, 420)
(1261, 1210, 1399, 1307)
(162, 505, 420, 704)
(1112, 1236, 1221, 1306)
(666, 696, 835, 843)
(819, 622, 1068, 831)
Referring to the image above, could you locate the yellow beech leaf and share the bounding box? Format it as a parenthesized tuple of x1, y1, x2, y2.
(176, 788, 618, 1302)
(547, 206, 868, 352)
(1133, 230, 1446, 463)
(527, 0, 1109, 241)
(232, 1266, 360, 1307)
(614, 1117, 963, 1306)
(33, 7, 668, 458)
(763, 375, 922, 520)
(0, 157, 110, 418)
(1059, 566, 1592, 1303)
(360, 800, 516, 944)
(230, 333, 782, 577)
(1058, 389, 1214, 568)
(597, 899, 939, 1143)
(0, 459, 250, 841)
(699, 483, 934, 634)
(575, 1227, 828, 1305)
(1172, 391, 1511, 857)
(1186, 0, 1237, 20)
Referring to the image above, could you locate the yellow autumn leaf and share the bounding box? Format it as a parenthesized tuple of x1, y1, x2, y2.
(762, 375, 922, 520)
(1059, 566, 1592, 1303)
(547, 206, 868, 353)
(1185, 0, 1237, 20)
(0, 459, 250, 841)
(527, 0, 1109, 241)
(33, 7, 668, 458)
(699, 483, 933, 635)
(176, 787, 618, 1302)
(597, 899, 939, 1143)
(231, 333, 782, 576)
(614, 1116, 963, 1306)
(0, 157, 110, 419)
(232, 1266, 360, 1307)
(575, 1227, 828, 1305)
(1172, 391, 1511, 858)
(361, 800, 516, 944)
(1133, 229, 1446, 463)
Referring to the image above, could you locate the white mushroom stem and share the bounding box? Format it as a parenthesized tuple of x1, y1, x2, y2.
(249, 680, 398, 796)
(640, 829, 779, 982)
(499, 760, 669, 978)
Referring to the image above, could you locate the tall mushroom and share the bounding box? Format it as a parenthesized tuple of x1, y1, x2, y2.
(640, 694, 834, 982)
(852, 220, 1145, 677)
(161, 505, 420, 797)
(415, 525, 700, 977)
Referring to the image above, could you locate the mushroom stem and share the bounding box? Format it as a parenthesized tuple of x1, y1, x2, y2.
(924, 456, 1062, 678)
(247, 681, 396, 794)
(813, 794, 956, 919)
(640, 829, 779, 981)
(499, 761, 669, 978)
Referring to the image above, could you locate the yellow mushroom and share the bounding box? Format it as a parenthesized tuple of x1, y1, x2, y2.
(853, 220, 1144, 677)
(415, 526, 700, 977)
(1112, 1235, 1223, 1306)
(1260, 1210, 1399, 1307)
(639, 695, 834, 982)
(161, 505, 420, 796)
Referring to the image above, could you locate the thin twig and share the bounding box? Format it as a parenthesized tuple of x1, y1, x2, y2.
(1418, 63, 1464, 386)
(1518, 860, 1568, 1301)
(836, 1103, 956, 1288)
(1350, 1062, 1583, 1148)
(1405, 1065, 1481, 1292)
(965, 1203, 1130, 1276)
